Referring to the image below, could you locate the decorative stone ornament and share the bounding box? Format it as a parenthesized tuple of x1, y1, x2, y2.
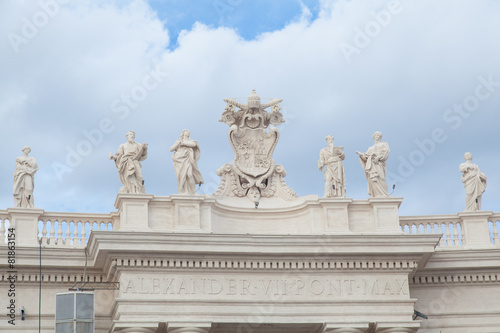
(13, 146, 38, 208)
(356, 131, 390, 198)
(109, 131, 148, 194)
(460, 152, 487, 211)
(319, 135, 346, 197)
(215, 90, 296, 200)
(170, 129, 204, 194)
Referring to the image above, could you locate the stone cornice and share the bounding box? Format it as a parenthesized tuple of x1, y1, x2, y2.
(412, 271, 500, 286)
(87, 232, 440, 257)
(422, 248, 500, 270)
(84, 232, 440, 279)
(411, 248, 500, 286)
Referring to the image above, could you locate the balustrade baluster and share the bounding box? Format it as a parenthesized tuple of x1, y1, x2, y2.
(422, 222, 429, 234)
(438, 223, 445, 247)
(493, 221, 499, 245)
(81, 221, 87, 245)
(41, 220, 48, 245)
(57, 221, 63, 245)
(49, 221, 56, 245)
(456, 222, 463, 246)
(0, 218, 5, 243)
(461, 221, 467, 245)
(65, 222, 71, 245)
(445, 222, 452, 246)
(450, 222, 458, 246)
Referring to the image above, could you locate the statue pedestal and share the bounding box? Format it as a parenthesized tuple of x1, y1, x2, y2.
(347, 197, 403, 234)
(370, 197, 404, 233)
(319, 198, 352, 233)
(171, 195, 212, 233)
(7, 208, 44, 247)
(114, 194, 154, 231)
(459, 211, 494, 249)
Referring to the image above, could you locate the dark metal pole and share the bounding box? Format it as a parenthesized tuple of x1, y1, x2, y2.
(39, 239, 41, 333)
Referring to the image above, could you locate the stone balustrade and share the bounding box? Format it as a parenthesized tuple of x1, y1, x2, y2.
(400, 212, 500, 249)
(0, 209, 114, 248)
(2, 197, 500, 250)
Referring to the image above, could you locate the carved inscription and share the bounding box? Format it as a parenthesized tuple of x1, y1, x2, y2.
(121, 276, 409, 298)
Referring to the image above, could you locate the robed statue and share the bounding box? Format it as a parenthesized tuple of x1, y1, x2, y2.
(318, 135, 346, 197)
(356, 131, 390, 198)
(13, 146, 38, 208)
(109, 131, 148, 194)
(459, 152, 487, 211)
(170, 129, 204, 194)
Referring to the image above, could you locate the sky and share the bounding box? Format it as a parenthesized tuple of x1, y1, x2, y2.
(1, 0, 499, 216)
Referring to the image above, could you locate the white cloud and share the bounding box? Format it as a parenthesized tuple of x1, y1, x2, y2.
(0, 0, 499, 215)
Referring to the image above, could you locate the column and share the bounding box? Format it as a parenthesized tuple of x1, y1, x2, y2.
(113, 328, 156, 333)
(322, 323, 369, 333)
(325, 329, 367, 333)
(167, 322, 211, 333)
(376, 329, 417, 333)
(375, 322, 419, 333)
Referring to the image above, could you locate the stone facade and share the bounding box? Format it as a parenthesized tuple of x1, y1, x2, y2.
(1, 195, 499, 332)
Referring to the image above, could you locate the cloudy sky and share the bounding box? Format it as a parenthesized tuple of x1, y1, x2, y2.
(1, 0, 499, 216)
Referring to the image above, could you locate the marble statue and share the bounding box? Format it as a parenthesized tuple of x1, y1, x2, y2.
(459, 152, 487, 211)
(109, 131, 148, 194)
(356, 131, 390, 198)
(318, 135, 346, 197)
(170, 129, 204, 194)
(214, 90, 297, 201)
(13, 146, 38, 208)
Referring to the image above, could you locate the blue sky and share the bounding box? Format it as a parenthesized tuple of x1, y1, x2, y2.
(149, 0, 321, 45)
(1, 0, 499, 216)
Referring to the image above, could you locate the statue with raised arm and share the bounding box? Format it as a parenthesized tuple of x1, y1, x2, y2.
(170, 129, 204, 194)
(355, 131, 390, 198)
(318, 135, 346, 197)
(109, 131, 148, 194)
(13, 146, 38, 208)
(460, 152, 487, 211)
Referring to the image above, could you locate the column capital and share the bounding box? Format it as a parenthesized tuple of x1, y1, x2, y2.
(167, 322, 212, 333)
(322, 323, 370, 333)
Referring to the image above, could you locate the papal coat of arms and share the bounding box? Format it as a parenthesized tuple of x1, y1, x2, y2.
(214, 90, 297, 201)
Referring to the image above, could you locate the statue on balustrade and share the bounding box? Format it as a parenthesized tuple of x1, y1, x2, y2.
(13, 146, 38, 208)
(109, 131, 148, 194)
(170, 129, 204, 194)
(356, 131, 390, 198)
(460, 152, 487, 211)
(318, 135, 346, 198)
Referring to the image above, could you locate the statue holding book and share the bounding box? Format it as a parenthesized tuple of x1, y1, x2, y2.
(318, 135, 346, 197)
(109, 131, 148, 194)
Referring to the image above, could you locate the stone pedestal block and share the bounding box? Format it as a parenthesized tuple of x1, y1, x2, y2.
(459, 211, 494, 249)
(370, 197, 404, 233)
(320, 198, 353, 233)
(7, 207, 44, 246)
(114, 194, 154, 231)
(171, 195, 212, 232)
